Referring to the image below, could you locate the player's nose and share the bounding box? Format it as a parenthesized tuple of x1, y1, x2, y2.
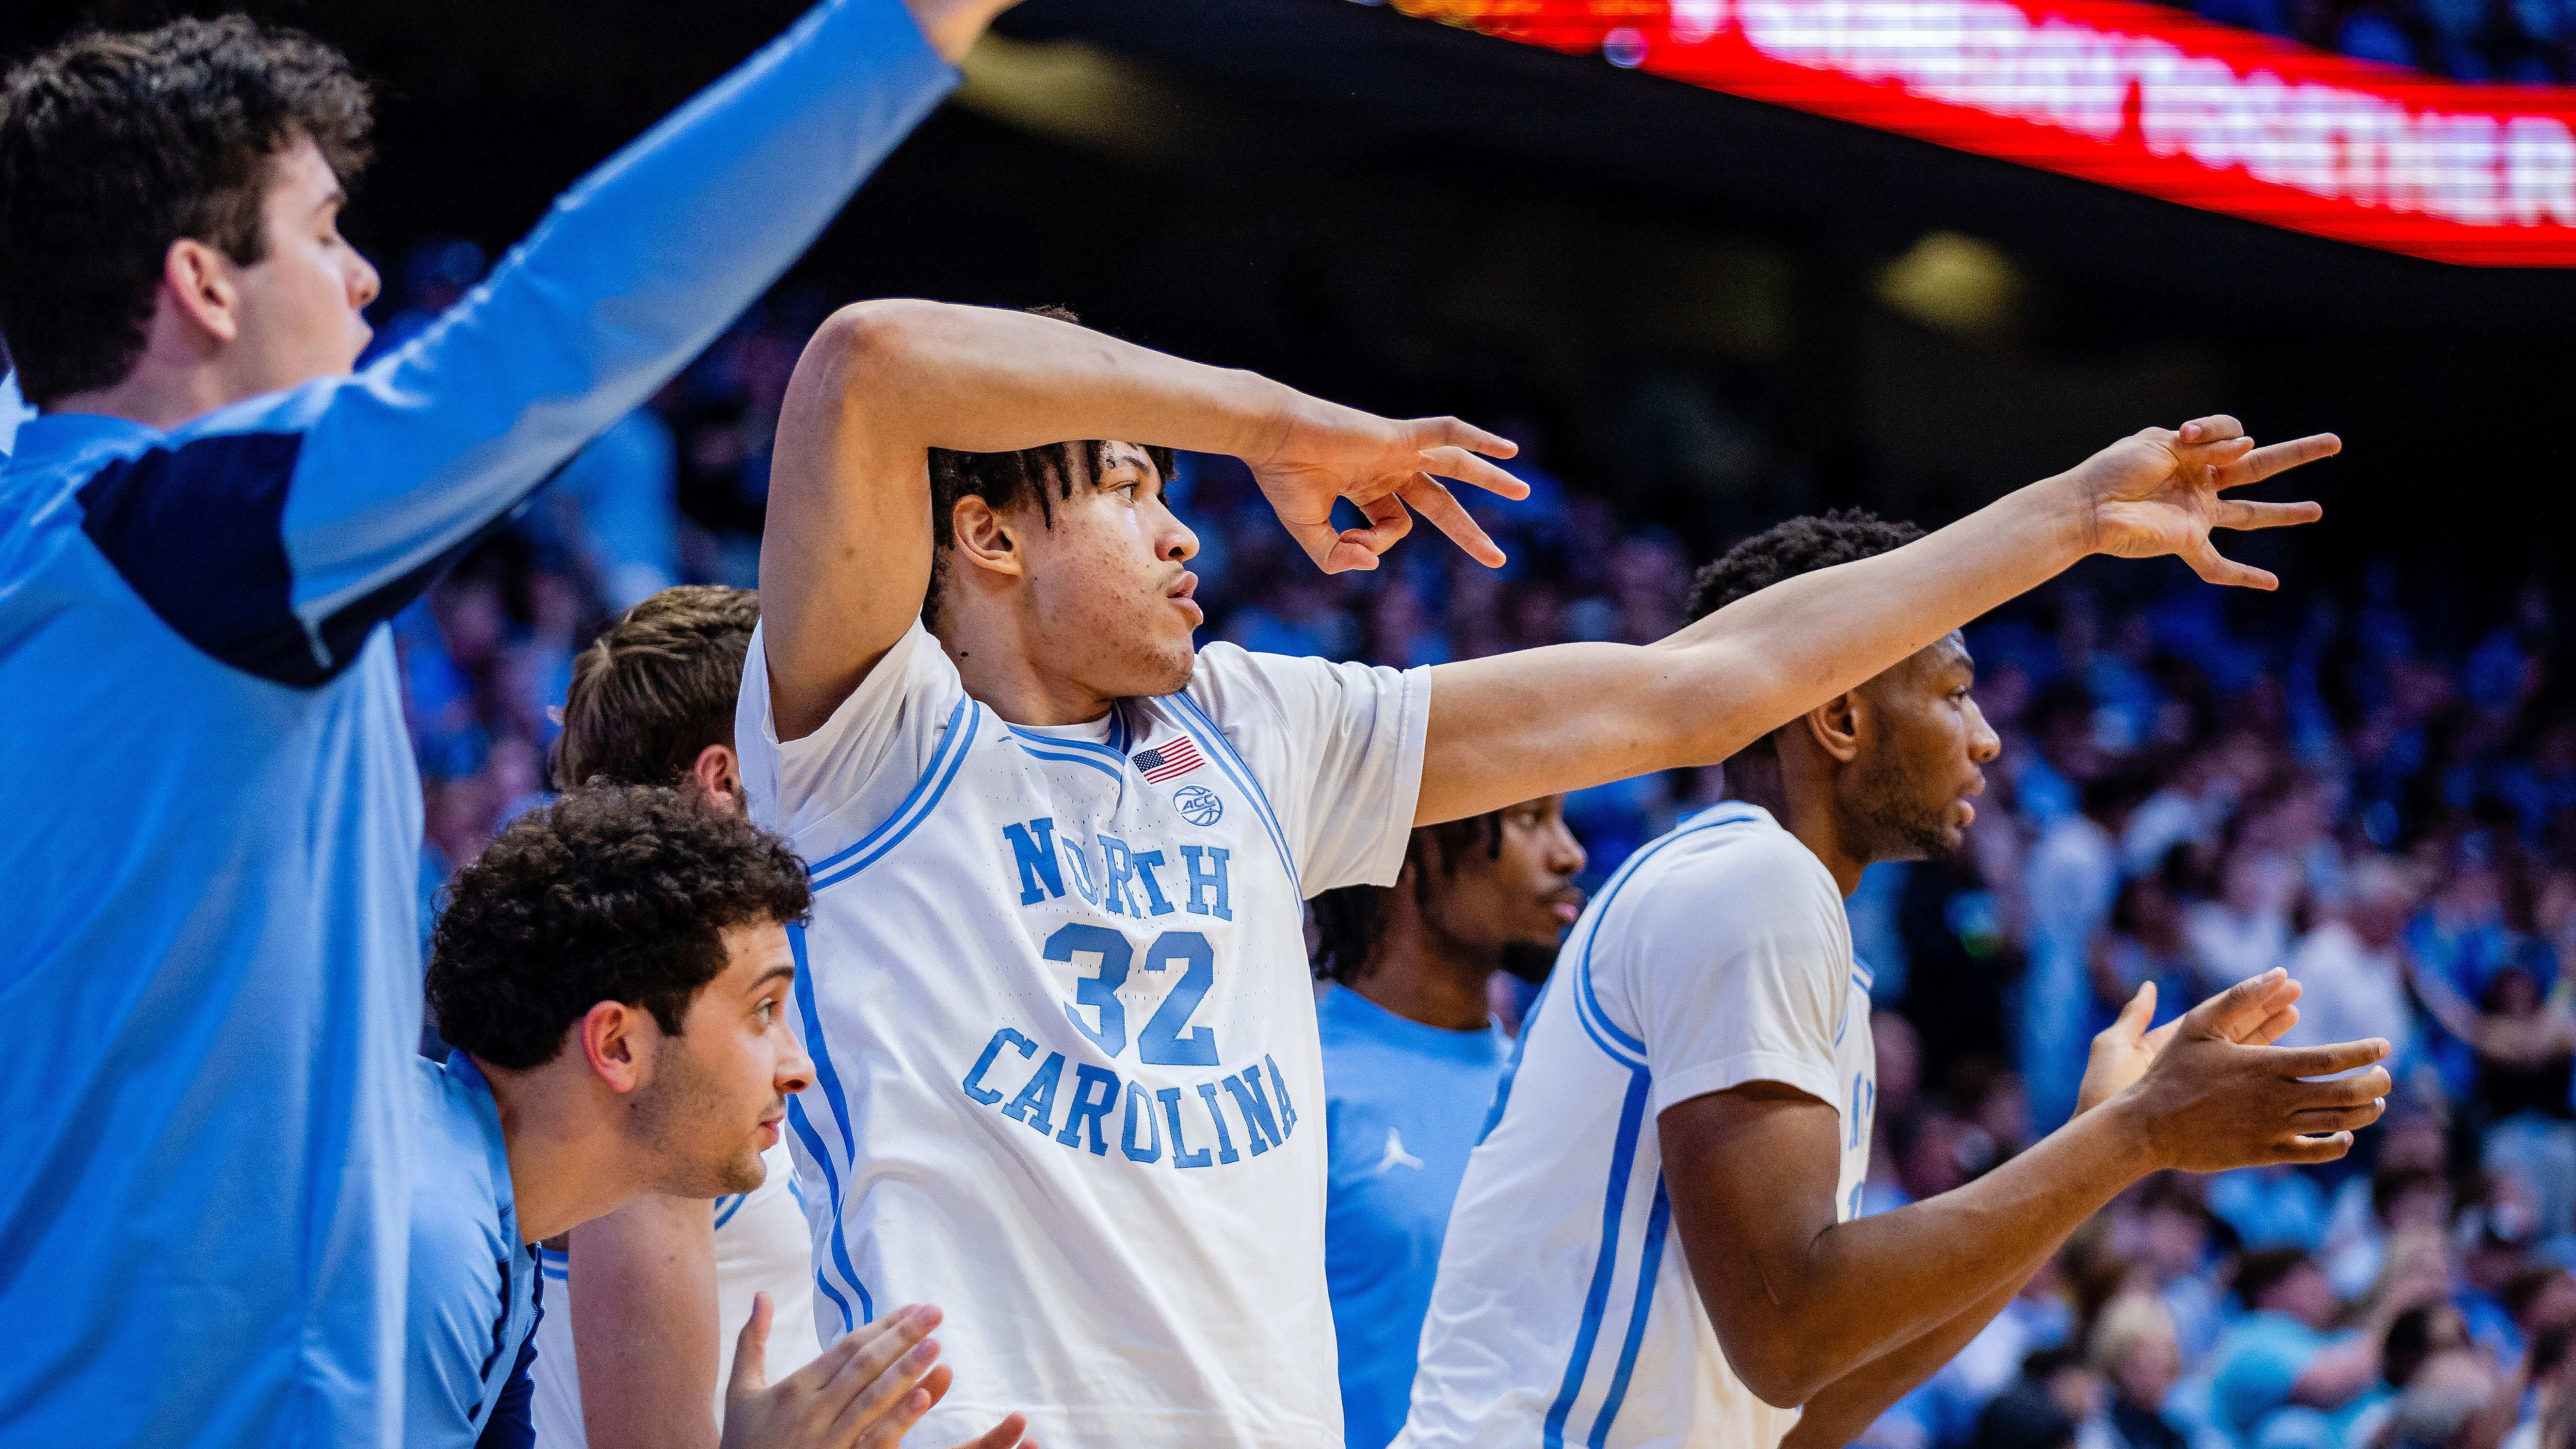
(775, 1041, 815, 1097)
(348, 251, 382, 312)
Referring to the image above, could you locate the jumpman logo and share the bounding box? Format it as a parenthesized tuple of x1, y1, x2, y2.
(1375, 1128, 1425, 1175)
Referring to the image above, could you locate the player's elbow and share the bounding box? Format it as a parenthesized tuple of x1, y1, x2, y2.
(1712, 1309, 1837, 1409)
(809, 297, 948, 378)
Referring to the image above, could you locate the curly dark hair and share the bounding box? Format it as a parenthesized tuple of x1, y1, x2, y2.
(555, 586, 760, 791)
(921, 306, 1176, 629)
(428, 786, 812, 1071)
(0, 16, 372, 404)
(1684, 508, 1925, 755)
(1310, 812, 1508, 986)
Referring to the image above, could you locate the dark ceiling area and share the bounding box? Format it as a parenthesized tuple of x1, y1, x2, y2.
(4, 0, 2571, 580)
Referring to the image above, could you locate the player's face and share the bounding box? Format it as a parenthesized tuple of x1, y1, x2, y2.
(1423, 795, 1589, 954)
(1846, 635, 2000, 863)
(1021, 444, 1202, 699)
(225, 136, 380, 399)
(629, 919, 813, 1197)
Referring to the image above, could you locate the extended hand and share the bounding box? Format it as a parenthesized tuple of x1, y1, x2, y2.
(2063, 415, 2334, 589)
(2117, 967, 2391, 1172)
(2075, 972, 2304, 1115)
(722, 1296, 1033, 1449)
(1248, 399, 1528, 574)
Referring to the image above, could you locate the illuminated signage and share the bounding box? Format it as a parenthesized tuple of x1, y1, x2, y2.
(1380, 0, 2576, 264)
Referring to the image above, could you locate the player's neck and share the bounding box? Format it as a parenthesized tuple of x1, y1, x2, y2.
(1745, 749, 1867, 898)
(479, 1056, 652, 1244)
(934, 614, 1117, 727)
(48, 331, 267, 433)
(1350, 908, 1494, 1032)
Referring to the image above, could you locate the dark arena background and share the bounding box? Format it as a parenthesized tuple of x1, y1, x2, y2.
(14, 0, 2576, 1444)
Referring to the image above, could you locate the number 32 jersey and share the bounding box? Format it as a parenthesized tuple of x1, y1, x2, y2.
(737, 621, 1429, 1449)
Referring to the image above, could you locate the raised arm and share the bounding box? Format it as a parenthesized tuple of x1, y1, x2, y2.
(1412, 417, 2333, 825)
(1661, 974, 2388, 1411)
(125, 0, 968, 689)
(757, 300, 1525, 738)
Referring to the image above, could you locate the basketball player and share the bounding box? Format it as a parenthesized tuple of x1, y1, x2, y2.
(741, 295, 2350, 1446)
(1308, 798, 1588, 1449)
(1398, 511, 2389, 1449)
(532, 586, 821, 1449)
(0, 2, 997, 1443)
(418, 785, 1030, 1449)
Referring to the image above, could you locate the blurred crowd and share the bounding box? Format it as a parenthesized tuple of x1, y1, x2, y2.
(2158, 0, 2576, 81)
(388, 245, 2576, 1449)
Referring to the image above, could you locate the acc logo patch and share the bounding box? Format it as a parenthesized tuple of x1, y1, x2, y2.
(1173, 784, 1224, 827)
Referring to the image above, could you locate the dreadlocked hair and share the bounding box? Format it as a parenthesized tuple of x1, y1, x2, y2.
(1682, 507, 1925, 756)
(921, 304, 1177, 629)
(1310, 811, 1508, 986)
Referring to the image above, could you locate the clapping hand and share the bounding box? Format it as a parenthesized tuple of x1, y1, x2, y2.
(2112, 966, 2391, 1171)
(2076, 972, 2304, 1115)
(2062, 415, 2334, 590)
(721, 1296, 1033, 1449)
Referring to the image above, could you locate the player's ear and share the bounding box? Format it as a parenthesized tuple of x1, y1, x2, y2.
(950, 496, 1024, 581)
(576, 1000, 648, 1095)
(692, 742, 744, 815)
(163, 236, 242, 345)
(1801, 691, 1864, 764)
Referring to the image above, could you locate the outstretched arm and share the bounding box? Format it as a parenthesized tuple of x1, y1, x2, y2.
(1411, 417, 2332, 825)
(758, 301, 1523, 738)
(1662, 973, 2387, 1411)
(113, 0, 967, 690)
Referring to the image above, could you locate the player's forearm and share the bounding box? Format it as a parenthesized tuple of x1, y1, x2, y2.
(1694, 1100, 2149, 1405)
(1644, 471, 2095, 767)
(296, 0, 952, 604)
(813, 299, 1304, 463)
(570, 1196, 723, 1449)
(1778, 1275, 2028, 1449)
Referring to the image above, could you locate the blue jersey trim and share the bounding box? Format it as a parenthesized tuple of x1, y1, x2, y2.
(1005, 724, 1126, 765)
(1588, 1176, 1674, 1447)
(787, 924, 874, 1328)
(712, 1193, 747, 1231)
(1168, 694, 1301, 898)
(1544, 1068, 1655, 1449)
(810, 699, 979, 891)
(785, 1098, 853, 1336)
(1479, 974, 1553, 1147)
(805, 695, 971, 877)
(1015, 741, 1123, 785)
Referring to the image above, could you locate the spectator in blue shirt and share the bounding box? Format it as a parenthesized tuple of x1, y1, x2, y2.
(0, 1, 996, 1443)
(2211, 1246, 2448, 1447)
(1307, 796, 1589, 1449)
(418, 786, 1031, 1449)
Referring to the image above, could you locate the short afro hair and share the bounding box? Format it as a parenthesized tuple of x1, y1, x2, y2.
(428, 786, 812, 1071)
(1685, 508, 1925, 624)
(1685, 508, 1924, 755)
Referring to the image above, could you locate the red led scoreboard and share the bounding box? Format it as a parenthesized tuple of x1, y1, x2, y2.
(1376, 0, 2576, 264)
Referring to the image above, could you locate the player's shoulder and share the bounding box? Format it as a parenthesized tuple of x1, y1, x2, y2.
(1639, 804, 1834, 898)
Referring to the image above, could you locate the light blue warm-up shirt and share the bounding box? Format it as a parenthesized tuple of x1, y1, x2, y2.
(0, 4, 951, 1445)
(1320, 984, 1515, 1449)
(410, 1052, 542, 1449)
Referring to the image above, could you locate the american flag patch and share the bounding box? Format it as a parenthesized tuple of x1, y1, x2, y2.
(1133, 737, 1206, 785)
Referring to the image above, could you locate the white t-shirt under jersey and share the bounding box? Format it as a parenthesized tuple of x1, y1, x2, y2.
(736, 620, 1428, 1449)
(528, 1139, 821, 1449)
(1400, 803, 1877, 1449)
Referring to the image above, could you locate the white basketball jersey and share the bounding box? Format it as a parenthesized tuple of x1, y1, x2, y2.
(736, 621, 1427, 1449)
(528, 1139, 821, 1449)
(1400, 804, 1876, 1449)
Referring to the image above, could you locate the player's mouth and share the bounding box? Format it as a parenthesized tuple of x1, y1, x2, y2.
(1547, 887, 1587, 925)
(756, 1109, 784, 1148)
(1167, 572, 1203, 627)
(1956, 769, 1989, 827)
